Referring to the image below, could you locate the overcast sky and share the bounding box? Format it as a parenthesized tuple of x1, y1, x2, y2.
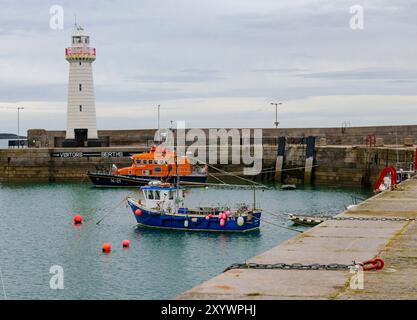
(0, 0, 417, 134)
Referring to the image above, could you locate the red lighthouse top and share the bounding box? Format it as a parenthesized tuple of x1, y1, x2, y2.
(65, 25, 96, 62)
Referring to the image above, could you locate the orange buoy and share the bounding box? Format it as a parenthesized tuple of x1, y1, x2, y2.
(102, 243, 112, 253)
(220, 218, 226, 227)
(135, 209, 142, 216)
(122, 240, 130, 248)
(73, 215, 83, 225)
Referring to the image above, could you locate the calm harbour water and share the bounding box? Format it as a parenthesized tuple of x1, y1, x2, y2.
(0, 182, 369, 300)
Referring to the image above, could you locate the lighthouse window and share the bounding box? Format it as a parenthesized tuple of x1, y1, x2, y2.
(79, 105, 82, 112)
(79, 84, 82, 91)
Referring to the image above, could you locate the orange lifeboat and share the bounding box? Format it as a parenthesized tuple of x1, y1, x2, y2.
(87, 146, 208, 187)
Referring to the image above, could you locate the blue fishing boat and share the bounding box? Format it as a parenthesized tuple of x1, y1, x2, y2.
(127, 181, 262, 232)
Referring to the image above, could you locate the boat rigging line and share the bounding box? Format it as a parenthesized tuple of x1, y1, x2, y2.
(187, 155, 268, 189)
(95, 197, 129, 225)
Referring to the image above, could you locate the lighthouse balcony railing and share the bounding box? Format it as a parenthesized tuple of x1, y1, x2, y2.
(65, 47, 96, 57)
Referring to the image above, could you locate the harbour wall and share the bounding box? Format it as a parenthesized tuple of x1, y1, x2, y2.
(27, 124, 417, 148)
(0, 144, 415, 189)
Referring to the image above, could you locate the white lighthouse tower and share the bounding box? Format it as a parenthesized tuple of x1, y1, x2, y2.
(64, 24, 99, 147)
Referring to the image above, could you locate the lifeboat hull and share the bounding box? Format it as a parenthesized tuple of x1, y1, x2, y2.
(87, 172, 207, 187)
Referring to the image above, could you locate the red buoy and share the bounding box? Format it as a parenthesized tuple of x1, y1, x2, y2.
(102, 243, 112, 253)
(135, 209, 142, 216)
(73, 215, 83, 225)
(122, 240, 130, 248)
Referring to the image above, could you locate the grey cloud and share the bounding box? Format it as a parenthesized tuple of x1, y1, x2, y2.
(298, 68, 417, 81)
(251, 68, 306, 74)
(124, 70, 221, 84)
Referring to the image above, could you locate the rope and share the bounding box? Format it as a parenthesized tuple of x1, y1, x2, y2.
(253, 216, 303, 233)
(207, 172, 227, 185)
(206, 165, 320, 176)
(188, 155, 268, 188)
(95, 196, 129, 225)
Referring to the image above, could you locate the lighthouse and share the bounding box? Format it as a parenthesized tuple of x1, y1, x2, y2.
(63, 24, 100, 147)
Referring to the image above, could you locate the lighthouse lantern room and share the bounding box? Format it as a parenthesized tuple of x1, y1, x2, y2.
(63, 24, 100, 147)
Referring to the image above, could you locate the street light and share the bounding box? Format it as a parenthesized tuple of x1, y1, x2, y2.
(270, 102, 282, 128)
(17, 107, 24, 148)
(157, 104, 160, 131)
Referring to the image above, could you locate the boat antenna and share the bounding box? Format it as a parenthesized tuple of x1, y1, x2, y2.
(253, 185, 256, 210)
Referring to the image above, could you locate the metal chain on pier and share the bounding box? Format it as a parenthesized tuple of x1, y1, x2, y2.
(224, 262, 354, 272)
(224, 258, 385, 272)
(289, 214, 417, 222)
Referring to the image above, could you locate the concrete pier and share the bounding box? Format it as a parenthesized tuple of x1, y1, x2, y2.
(178, 177, 417, 300)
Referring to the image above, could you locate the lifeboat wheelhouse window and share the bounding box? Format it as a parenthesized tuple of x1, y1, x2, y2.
(154, 167, 162, 173)
(135, 159, 141, 164)
(143, 160, 147, 164)
(159, 160, 164, 164)
(154, 160, 158, 164)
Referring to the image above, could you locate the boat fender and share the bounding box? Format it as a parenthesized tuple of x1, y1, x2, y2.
(225, 210, 231, 217)
(220, 218, 226, 227)
(184, 220, 189, 228)
(237, 216, 245, 227)
(135, 209, 142, 216)
(205, 215, 210, 220)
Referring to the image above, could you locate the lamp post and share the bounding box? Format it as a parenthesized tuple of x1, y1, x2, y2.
(157, 104, 160, 132)
(17, 107, 24, 148)
(270, 102, 282, 128)
(155, 104, 161, 142)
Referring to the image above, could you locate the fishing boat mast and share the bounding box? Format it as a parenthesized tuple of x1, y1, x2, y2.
(173, 122, 181, 213)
